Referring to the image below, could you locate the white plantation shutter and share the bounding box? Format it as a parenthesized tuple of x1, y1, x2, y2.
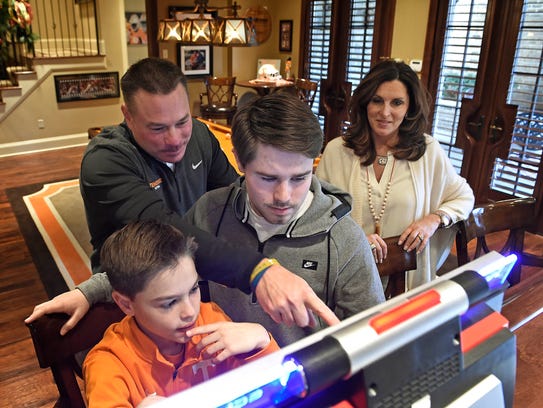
(305, 0, 376, 129)
(491, 0, 543, 197)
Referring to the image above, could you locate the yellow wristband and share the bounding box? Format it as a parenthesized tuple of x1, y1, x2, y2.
(250, 258, 279, 286)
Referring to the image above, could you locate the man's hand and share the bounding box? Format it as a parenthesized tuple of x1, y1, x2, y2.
(255, 264, 340, 327)
(24, 289, 90, 335)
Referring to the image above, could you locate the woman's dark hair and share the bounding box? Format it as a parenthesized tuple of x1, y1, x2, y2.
(344, 60, 430, 165)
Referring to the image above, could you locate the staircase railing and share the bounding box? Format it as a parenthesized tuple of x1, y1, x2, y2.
(1, 0, 100, 88)
(32, 0, 100, 58)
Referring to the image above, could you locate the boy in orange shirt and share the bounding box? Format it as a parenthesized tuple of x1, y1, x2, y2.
(83, 220, 279, 407)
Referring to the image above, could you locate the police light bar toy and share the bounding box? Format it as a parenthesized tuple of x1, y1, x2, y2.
(154, 251, 518, 408)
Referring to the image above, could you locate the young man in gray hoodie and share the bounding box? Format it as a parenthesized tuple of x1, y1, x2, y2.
(184, 92, 385, 346)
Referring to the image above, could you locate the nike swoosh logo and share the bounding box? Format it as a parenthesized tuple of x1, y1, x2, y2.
(192, 160, 203, 170)
(302, 260, 318, 270)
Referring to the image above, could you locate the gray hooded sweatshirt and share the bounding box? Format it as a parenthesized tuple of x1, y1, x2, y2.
(183, 176, 385, 346)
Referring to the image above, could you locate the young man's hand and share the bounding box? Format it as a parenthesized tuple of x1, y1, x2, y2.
(255, 264, 340, 327)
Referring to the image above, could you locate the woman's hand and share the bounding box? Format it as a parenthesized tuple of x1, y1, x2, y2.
(398, 213, 441, 253)
(187, 322, 271, 364)
(366, 233, 388, 263)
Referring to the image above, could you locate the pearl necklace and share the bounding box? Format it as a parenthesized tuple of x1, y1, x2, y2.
(366, 158, 396, 236)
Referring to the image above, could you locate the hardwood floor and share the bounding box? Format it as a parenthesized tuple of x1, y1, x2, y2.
(0, 145, 541, 407)
(0, 146, 85, 407)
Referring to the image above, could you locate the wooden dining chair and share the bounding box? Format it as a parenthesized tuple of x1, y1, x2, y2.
(294, 78, 318, 107)
(455, 197, 537, 286)
(377, 235, 417, 299)
(26, 302, 125, 408)
(199, 76, 238, 125)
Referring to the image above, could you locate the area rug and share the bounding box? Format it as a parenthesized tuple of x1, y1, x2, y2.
(7, 179, 92, 297)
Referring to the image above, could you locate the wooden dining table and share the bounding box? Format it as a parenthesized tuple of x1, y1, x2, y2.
(236, 79, 295, 96)
(196, 118, 240, 174)
(196, 117, 321, 174)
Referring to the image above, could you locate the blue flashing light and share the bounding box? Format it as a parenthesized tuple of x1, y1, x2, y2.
(217, 358, 307, 408)
(476, 254, 517, 290)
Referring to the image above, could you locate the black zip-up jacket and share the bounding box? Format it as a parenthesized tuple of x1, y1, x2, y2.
(77, 119, 263, 304)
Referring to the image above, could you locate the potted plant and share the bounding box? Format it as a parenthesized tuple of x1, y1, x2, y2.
(0, 0, 10, 79)
(0, 0, 38, 79)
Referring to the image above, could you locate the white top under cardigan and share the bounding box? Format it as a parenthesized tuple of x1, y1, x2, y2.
(316, 134, 475, 289)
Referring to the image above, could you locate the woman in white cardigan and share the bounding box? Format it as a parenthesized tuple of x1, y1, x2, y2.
(316, 60, 474, 289)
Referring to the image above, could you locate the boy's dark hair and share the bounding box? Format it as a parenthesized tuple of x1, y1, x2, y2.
(121, 57, 188, 111)
(231, 91, 323, 167)
(101, 220, 197, 299)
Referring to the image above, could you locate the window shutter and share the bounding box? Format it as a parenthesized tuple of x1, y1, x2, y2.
(491, 1, 543, 197)
(305, 0, 333, 126)
(304, 0, 377, 129)
(431, 1, 488, 172)
(346, 1, 377, 86)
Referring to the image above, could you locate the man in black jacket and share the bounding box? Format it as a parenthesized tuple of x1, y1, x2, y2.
(25, 58, 338, 334)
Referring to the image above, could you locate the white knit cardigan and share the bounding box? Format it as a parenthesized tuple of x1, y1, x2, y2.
(316, 134, 475, 289)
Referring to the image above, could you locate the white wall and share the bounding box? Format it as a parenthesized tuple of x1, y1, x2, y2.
(391, 0, 430, 66)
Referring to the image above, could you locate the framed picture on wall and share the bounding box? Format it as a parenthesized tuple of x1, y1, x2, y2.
(125, 12, 148, 45)
(279, 20, 293, 52)
(54, 72, 120, 103)
(178, 45, 213, 78)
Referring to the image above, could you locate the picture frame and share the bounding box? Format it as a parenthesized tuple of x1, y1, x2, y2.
(169, 6, 215, 78)
(178, 44, 213, 78)
(279, 20, 293, 52)
(54, 72, 120, 103)
(125, 11, 148, 45)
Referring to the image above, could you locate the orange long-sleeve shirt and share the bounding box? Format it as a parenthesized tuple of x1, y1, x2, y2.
(83, 302, 279, 408)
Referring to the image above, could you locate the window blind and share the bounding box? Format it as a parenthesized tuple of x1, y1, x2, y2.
(305, 0, 376, 129)
(491, 0, 543, 197)
(431, 0, 488, 173)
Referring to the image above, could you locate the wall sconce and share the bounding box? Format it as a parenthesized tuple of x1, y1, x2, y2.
(158, 1, 260, 47)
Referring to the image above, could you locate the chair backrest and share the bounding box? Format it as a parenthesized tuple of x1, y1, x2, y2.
(200, 76, 238, 107)
(26, 302, 125, 408)
(295, 78, 318, 107)
(455, 197, 536, 285)
(377, 235, 417, 299)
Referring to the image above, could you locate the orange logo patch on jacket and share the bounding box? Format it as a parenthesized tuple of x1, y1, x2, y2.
(149, 178, 163, 190)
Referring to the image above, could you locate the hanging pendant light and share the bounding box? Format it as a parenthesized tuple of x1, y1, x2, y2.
(181, 16, 214, 43)
(157, 19, 182, 41)
(158, 0, 262, 47)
